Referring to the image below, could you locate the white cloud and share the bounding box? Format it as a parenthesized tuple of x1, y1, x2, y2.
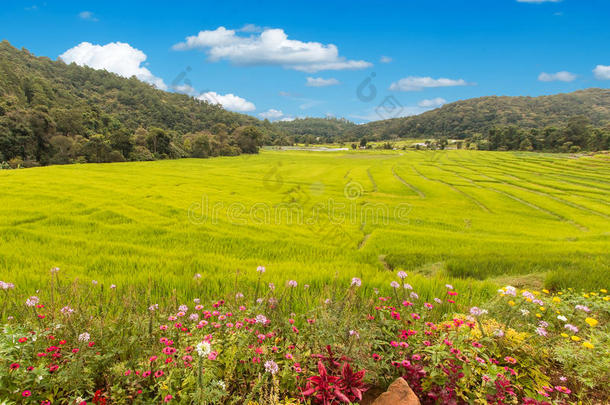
(197, 91, 255, 112)
(418, 97, 447, 108)
(239, 24, 264, 33)
(172, 84, 197, 96)
(516, 0, 561, 3)
(389, 76, 469, 91)
(173, 27, 372, 73)
(380, 56, 392, 63)
(538, 71, 576, 82)
(59, 42, 166, 90)
(78, 11, 98, 21)
(306, 77, 339, 87)
(259, 109, 284, 119)
(593, 65, 610, 80)
(279, 117, 296, 122)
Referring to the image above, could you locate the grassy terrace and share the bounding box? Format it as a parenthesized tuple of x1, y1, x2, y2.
(1, 150, 608, 302)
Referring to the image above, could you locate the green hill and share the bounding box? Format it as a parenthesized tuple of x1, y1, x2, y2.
(0, 40, 278, 166)
(272, 117, 356, 144)
(347, 88, 610, 140)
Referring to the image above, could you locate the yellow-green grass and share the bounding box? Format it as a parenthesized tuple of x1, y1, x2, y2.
(0, 150, 608, 303)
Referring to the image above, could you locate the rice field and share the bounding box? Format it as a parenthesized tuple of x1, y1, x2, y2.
(0, 150, 608, 301)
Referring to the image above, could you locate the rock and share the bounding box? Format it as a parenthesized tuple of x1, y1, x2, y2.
(371, 378, 420, 405)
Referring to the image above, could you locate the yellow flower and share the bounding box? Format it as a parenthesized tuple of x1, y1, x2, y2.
(604, 296, 610, 302)
(583, 294, 590, 298)
(585, 318, 598, 327)
(533, 291, 540, 295)
(552, 297, 561, 303)
(508, 300, 515, 306)
(561, 333, 569, 338)
(571, 336, 581, 342)
(540, 307, 546, 311)
(536, 313, 542, 318)
(582, 341, 594, 349)
(542, 289, 549, 294)
(601, 289, 607, 293)
(590, 292, 598, 296)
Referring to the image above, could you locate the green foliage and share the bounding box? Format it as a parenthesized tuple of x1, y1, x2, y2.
(350, 89, 610, 142)
(0, 41, 280, 166)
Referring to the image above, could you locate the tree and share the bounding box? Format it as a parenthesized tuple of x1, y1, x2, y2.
(232, 126, 263, 154)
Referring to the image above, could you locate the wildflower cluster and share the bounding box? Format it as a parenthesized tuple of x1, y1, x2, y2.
(0, 270, 608, 404)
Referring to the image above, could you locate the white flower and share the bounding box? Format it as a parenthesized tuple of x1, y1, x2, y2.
(216, 380, 226, 390)
(470, 307, 488, 317)
(351, 277, 361, 287)
(196, 341, 211, 357)
(60, 306, 74, 315)
(410, 292, 419, 299)
(520, 309, 529, 316)
(390, 281, 400, 289)
(397, 271, 407, 279)
(235, 292, 244, 299)
(557, 315, 567, 322)
(434, 298, 442, 304)
(264, 360, 279, 375)
(25, 296, 39, 307)
(189, 313, 199, 321)
(91, 280, 98, 285)
(179, 305, 189, 312)
(499, 286, 516, 296)
(78, 332, 90, 342)
(288, 280, 297, 288)
(445, 284, 453, 290)
(193, 298, 201, 304)
(494, 329, 505, 337)
(149, 304, 159, 312)
(194, 273, 202, 280)
(110, 284, 116, 289)
(255, 314, 268, 324)
(0, 281, 15, 290)
(50, 267, 60, 274)
(403, 283, 413, 290)
(268, 283, 275, 290)
(257, 266, 266, 274)
(325, 298, 332, 304)
(349, 330, 360, 338)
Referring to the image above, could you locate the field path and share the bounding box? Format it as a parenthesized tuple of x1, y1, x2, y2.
(391, 166, 425, 198)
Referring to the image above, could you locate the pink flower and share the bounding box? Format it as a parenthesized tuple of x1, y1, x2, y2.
(155, 370, 164, 378)
(411, 313, 420, 320)
(208, 351, 218, 360)
(22, 390, 31, 397)
(164, 394, 173, 402)
(150, 356, 158, 362)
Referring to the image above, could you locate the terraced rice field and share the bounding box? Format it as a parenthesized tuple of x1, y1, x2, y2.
(0, 150, 608, 300)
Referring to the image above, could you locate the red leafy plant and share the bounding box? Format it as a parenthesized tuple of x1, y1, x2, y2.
(302, 350, 368, 404)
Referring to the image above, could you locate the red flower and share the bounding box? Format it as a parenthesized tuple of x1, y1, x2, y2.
(18, 337, 28, 343)
(9, 363, 20, 370)
(22, 390, 31, 397)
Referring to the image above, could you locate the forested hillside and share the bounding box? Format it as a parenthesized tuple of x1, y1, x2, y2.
(346, 89, 610, 140)
(0, 41, 280, 167)
(271, 117, 356, 144)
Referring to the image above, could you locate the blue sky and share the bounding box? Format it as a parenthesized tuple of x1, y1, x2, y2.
(1, 0, 609, 122)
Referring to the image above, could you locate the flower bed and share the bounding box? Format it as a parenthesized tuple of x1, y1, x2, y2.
(1, 270, 608, 404)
